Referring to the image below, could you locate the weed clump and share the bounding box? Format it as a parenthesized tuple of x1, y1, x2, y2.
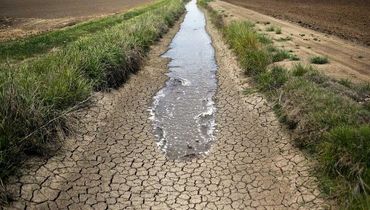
(321, 125, 370, 187)
(338, 78, 352, 88)
(257, 66, 288, 92)
(291, 63, 312, 76)
(311, 56, 329, 64)
(271, 49, 290, 62)
(289, 54, 300, 61)
(275, 27, 282, 34)
(277, 36, 292, 42)
(266, 25, 275, 32)
(224, 21, 271, 76)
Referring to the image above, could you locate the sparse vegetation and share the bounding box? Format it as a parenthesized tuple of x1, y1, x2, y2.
(311, 56, 329, 64)
(0, 0, 185, 182)
(199, 0, 370, 208)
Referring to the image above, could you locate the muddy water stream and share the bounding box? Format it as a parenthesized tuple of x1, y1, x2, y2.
(150, 0, 217, 159)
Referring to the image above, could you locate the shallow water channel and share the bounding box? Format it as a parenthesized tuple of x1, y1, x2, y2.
(149, 0, 218, 160)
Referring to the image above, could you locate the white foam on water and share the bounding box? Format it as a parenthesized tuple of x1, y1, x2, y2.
(194, 97, 217, 143)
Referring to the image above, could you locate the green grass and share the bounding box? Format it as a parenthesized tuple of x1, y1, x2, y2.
(257, 34, 273, 45)
(0, 0, 169, 63)
(223, 21, 270, 76)
(271, 49, 291, 62)
(338, 78, 352, 88)
(197, 0, 214, 7)
(289, 54, 300, 61)
(276, 36, 292, 42)
(291, 63, 312, 76)
(321, 125, 370, 189)
(0, 0, 185, 184)
(266, 25, 275, 32)
(199, 0, 370, 208)
(275, 27, 282, 34)
(311, 55, 329, 64)
(257, 66, 288, 92)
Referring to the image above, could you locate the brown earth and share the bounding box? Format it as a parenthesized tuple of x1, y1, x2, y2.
(223, 0, 370, 46)
(0, 16, 98, 42)
(0, 0, 153, 41)
(211, 0, 370, 83)
(0, 0, 154, 18)
(3, 9, 332, 210)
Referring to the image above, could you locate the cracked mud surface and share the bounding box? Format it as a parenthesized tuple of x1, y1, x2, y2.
(4, 8, 331, 210)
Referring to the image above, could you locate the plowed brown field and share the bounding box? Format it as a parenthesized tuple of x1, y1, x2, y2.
(223, 0, 370, 46)
(0, 0, 153, 18)
(0, 0, 153, 41)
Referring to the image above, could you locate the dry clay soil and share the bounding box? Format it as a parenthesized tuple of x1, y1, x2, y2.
(0, 0, 153, 41)
(3, 8, 335, 210)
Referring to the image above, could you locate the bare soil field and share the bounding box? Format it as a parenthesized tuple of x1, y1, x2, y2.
(223, 0, 370, 46)
(210, 0, 370, 82)
(0, 0, 154, 18)
(0, 0, 153, 41)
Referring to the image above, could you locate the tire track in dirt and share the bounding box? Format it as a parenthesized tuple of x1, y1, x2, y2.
(4, 6, 331, 210)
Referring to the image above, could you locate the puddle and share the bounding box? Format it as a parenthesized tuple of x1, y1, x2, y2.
(149, 0, 218, 160)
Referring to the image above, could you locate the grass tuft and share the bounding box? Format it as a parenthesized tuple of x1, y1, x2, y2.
(224, 21, 271, 76)
(266, 25, 275, 32)
(311, 56, 329, 64)
(271, 49, 291, 62)
(257, 66, 288, 92)
(289, 54, 300, 61)
(276, 36, 292, 42)
(338, 78, 352, 88)
(291, 63, 313, 77)
(320, 125, 370, 207)
(275, 27, 282, 34)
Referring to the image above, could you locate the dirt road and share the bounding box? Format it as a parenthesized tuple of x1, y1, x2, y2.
(223, 0, 370, 46)
(211, 0, 370, 82)
(4, 2, 330, 209)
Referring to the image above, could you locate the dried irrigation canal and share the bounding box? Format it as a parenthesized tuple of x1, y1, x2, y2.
(5, 0, 329, 209)
(150, 0, 217, 160)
